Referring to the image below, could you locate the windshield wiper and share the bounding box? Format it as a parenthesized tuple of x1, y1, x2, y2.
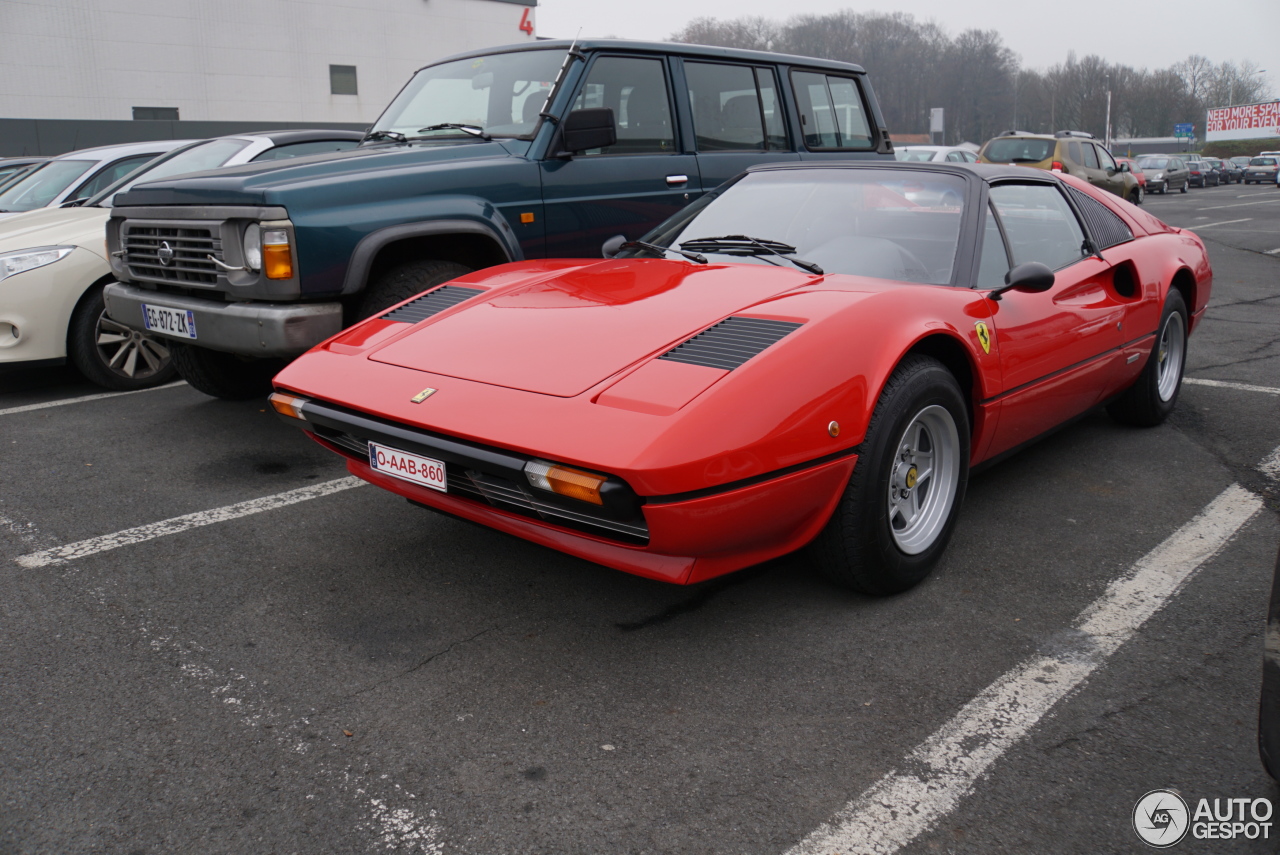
(622, 239, 706, 264)
(362, 129, 407, 144)
(416, 123, 491, 140)
(679, 235, 823, 275)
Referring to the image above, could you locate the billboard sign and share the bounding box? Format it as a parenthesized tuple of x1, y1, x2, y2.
(1174, 123, 1194, 139)
(1206, 100, 1280, 141)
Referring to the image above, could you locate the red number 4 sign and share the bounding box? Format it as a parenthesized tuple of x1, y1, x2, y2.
(519, 8, 534, 35)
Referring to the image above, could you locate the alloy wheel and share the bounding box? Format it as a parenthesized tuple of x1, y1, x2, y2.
(887, 404, 962, 555)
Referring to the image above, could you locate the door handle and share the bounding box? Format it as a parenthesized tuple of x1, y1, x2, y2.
(666, 174, 689, 185)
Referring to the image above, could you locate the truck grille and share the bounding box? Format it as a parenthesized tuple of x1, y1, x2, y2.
(124, 225, 222, 285)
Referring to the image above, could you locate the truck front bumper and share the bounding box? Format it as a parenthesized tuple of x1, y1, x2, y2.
(104, 283, 343, 358)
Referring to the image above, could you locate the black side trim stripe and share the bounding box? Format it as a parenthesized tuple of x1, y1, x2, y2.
(382, 285, 484, 323)
(645, 447, 859, 505)
(979, 330, 1156, 406)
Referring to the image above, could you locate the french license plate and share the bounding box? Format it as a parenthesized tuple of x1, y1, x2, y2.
(141, 303, 197, 339)
(368, 441, 447, 493)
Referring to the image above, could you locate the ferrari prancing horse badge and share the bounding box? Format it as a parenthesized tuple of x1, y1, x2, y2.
(975, 322, 992, 354)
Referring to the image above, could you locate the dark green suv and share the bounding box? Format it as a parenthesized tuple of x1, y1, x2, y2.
(978, 131, 1142, 204)
(103, 40, 893, 398)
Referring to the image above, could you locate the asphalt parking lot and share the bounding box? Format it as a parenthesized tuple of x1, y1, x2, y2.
(1, 180, 1278, 854)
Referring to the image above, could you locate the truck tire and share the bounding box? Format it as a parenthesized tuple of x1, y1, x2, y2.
(170, 342, 285, 400)
(358, 260, 472, 319)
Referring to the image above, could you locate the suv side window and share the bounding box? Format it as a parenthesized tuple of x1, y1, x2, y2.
(686, 62, 781, 152)
(573, 56, 675, 155)
(1080, 144, 1100, 169)
(989, 183, 1087, 271)
(1095, 145, 1117, 171)
(1068, 141, 1083, 165)
(790, 71, 872, 150)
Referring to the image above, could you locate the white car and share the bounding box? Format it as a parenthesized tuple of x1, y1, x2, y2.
(894, 145, 980, 163)
(0, 130, 363, 389)
(0, 140, 194, 221)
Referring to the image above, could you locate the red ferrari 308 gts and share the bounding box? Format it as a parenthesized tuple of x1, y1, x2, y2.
(270, 162, 1211, 595)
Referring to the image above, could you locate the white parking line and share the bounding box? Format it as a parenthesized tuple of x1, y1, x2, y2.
(1184, 377, 1280, 396)
(1196, 198, 1280, 211)
(1262, 448, 1280, 481)
(1187, 218, 1253, 229)
(15, 476, 365, 568)
(0, 380, 188, 417)
(786, 482, 1263, 855)
(1265, 248, 1280, 255)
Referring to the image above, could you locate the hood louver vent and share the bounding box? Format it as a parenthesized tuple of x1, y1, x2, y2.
(382, 285, 484, 324)
(659, 316, 802, 371)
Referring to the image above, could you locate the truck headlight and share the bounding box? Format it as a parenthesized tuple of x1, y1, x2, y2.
(0, 246, 74, 282)
(243, 223, 262, 271)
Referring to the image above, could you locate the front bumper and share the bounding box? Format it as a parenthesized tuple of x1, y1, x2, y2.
(278, 396, 856, 585)
(104, 282, 342, 358)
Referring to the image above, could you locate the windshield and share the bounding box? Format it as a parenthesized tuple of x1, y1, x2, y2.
(90, 139, 251, 207)
(634, 168, 966, 285)
(983, 138, 1055, 164)
(0, 159, 94, 212)
(895, 150, 938, 162)
(1137, 157, 1168, 169)
(370, 49, 563, 141)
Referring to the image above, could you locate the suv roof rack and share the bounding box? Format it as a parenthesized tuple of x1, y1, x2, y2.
(1054, 130, 1095, 139)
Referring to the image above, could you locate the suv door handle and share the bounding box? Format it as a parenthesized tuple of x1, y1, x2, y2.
(666, 174, 689, 185)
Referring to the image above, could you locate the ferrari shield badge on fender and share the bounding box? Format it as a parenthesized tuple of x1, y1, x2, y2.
(975, 322, 992, 355)
(410, 388, 437, 404)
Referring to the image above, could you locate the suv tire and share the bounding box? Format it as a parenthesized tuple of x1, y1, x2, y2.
(171, 343, 285, 400)
(358, 260, 472, 320)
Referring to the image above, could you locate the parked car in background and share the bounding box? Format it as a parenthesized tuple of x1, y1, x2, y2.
(1230, 155, 1252, 168)
(978, 130, 1142, 204)
(1136, 155, 1189, 193)
(268, 161, 1209, 594)
(1202, 158, 1231, 184)
(894, 145, 979, 163)
(1116, 157, 1147, 195)
(1187, 161, 1217, 187)
(0, 140, 192, 221)
(1211, 158, 1243, 183)
(102, 39, 897, 399)
(1243, 156, 1278, 184)
(0, 157, 47, 189)
(0, 130, 363, 389)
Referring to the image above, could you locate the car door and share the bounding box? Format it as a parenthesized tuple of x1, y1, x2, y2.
(681, 60, 799, 192)
(1093, 144, 1126, 197)
(979, 181, 1129, 456)
(539, 53, 700, 259)
(1167, 158, 1186, 190)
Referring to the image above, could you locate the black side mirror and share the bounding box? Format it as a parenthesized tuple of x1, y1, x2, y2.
(601, 234, 626, 258)
(988, 262, 1055, 301)
(557, 108, 617, 157)
(1118, 162, 1130, 172)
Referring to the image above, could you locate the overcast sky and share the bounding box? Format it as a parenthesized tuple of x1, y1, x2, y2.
(535, 0, 1277, 98)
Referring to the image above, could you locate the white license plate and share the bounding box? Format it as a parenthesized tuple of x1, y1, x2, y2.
(368, 441, 447, 493)
(141, 303, 198, 339)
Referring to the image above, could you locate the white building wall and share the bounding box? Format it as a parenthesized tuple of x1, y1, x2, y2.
(0, 0, 538, 123)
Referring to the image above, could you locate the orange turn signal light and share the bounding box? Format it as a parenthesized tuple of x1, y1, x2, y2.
(263, 229, 293, 280)
(524, 460, 606, 505)
(268, 391, 308, 420)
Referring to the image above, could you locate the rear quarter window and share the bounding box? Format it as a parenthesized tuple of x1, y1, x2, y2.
(790, 71, 873, 150)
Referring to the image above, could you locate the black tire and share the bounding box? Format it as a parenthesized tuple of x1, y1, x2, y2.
(170, 342, 285, 400)
(1106, 289, 1188, 427)
(67, 282, 177, 391)
(358, 260, 472, 320)
(1180, 181, 1188, 193)
(809, 355, 970, 596)
(1128, 186, 1143, 205)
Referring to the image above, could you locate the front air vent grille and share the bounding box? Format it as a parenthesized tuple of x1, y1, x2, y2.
(382, 285, 484, 323)
(124, 225, 221, 285)
(659, 316, 803, 371)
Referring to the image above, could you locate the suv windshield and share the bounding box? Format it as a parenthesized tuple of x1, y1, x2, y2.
(90, 139, 251, 207)
(636, 168, 966, 285)
(983, 138, 1055, 164)
(0, 159, 94, 212)
(370, 49, 563, 141)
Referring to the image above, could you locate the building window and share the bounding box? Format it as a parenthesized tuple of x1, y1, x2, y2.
(133, 106, 179, 121)
(330, 65, 358, 96)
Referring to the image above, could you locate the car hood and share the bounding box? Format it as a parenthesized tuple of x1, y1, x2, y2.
(114, 139, 531, 208)
(367, 259, 831, 397)
(0, 206, 110, 254)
